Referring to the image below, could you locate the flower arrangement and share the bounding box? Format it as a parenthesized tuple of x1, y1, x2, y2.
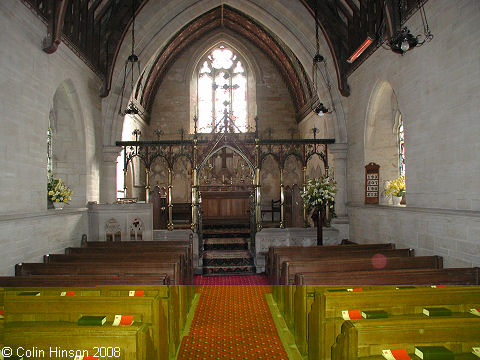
(385, 175, 405, 197)
(47, 176, 73, 203)
(300, 175, 337, 217)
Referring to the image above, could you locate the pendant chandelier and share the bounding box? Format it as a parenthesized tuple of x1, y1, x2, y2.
(383, 1, 433, 55)
(118, 0, 142, 116)
(311, 1, 331, 116)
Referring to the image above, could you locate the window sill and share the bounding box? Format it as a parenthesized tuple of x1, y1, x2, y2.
(0, 208, 88, 222)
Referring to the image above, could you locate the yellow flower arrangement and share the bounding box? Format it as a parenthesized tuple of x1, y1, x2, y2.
(385, 175, 405, 197)
(47, 176, 73, 203)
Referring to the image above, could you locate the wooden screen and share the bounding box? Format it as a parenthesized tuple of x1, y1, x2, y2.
(201, 191, 250, 220)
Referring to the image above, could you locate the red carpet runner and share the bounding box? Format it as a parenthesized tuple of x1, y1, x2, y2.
(176, 283, 289, 359)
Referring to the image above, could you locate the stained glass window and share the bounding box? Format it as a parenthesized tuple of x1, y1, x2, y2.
(398, 116, 405, 177)
(47, 127, 53, 175)
(197, 45, 247, 133)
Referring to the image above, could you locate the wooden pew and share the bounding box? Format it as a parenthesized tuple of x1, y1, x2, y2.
(4, 321, 155, 360)
(67, 246, 190, 279)
(281, 255, 443, 285)
(294, 267, 480, 285)
(271, 245, 409, 286)
(267, 243, 396, 281)
(272, 248, 414, 310)
(44, 252, 186, 284)
(307, 286, 480, 360)
(0, 274, 170, 286)
(17, 261, 181, 286)
(280, 255, 443, 330)
(332, 315, 480, 360)
(2, 285, 187, 358)
(4, 294, 167, 359)
(78, 239, 194, 284)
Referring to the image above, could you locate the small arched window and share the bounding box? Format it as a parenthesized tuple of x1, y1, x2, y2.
(197, 45, 247, 133)
(398, 115, 405, 177)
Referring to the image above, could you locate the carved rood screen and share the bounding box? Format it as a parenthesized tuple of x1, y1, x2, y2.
(116, 115, 334, 233)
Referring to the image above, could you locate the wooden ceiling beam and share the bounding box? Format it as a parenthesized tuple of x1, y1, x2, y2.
(42, 0, 69, 54)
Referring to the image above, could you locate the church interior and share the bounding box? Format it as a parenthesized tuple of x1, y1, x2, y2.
(0, 0, 479, 359)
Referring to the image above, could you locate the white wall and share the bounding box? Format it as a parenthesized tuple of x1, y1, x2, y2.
(0, 0, 103, 275)
(345, 0, 480, 266)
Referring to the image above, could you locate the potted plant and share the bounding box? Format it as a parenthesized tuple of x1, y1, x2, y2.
(385, 175, 405, 205)
(300, 175, 336, 245)
(48, 175, 73, 209)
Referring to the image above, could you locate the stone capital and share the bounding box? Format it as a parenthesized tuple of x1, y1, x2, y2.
(329, 143, 348, 159)
(103, 146, 122, 163)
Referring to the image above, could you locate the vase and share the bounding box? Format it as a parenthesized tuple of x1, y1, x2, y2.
(52, 202, 64, 210)
(392, 196, 402, 206)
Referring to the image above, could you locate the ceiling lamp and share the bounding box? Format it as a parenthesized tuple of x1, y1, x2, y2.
(118, 0, 142, 116)
(314, 103, 330, 116)
(311, 1, 333, 117)
(383, 1, 433, 55)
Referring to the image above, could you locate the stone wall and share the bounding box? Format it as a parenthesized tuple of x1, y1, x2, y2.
(0, 210, 88, 275)
(148, 30, 297, 140)
(345, 0, 480, 266)
(349, 205, 480, 267)
(0, 0, 102, 275)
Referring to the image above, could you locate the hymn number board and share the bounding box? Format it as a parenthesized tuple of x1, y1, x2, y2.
(365, 163, 380, 204)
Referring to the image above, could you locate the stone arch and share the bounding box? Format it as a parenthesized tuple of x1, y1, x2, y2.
(306, 153, 325, 179)
(364, 80, 403, 203)
(50, 79, 87, 207)
(105, 218, 122, 242)
(103, 0, 347, 146)
(129, 218, 145, 241)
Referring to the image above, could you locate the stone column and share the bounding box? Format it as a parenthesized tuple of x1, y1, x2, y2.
(100, 146, 122, 204)
(329, 143, 348, 218)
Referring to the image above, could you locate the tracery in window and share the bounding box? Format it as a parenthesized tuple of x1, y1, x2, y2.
(197, 45, 247, 133)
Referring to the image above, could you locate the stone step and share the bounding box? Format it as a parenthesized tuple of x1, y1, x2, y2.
(203, 250, 252, 260)
(202, 229, 250, 238)
(203, 265, 256, 275)
(204, 237, 248, 245)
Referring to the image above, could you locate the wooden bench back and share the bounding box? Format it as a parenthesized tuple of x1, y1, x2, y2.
(332, 316, 480, 360)
(308, 286, 480, 360)
(0, 274, 170, 287)
(82, 239, 194, 283)
(282, 255, 441, 285)
(2, 285, 185, 357)
(4, 294, 165, 359)
(295, 267, 480, 285)
(4, 321, 154, 360)
(273, 248, 414, 285)
(267, 243, 395, 278)
(17, 262, 181, 285)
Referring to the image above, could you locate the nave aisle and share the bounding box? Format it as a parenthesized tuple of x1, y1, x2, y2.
(177, 277, 296, 359)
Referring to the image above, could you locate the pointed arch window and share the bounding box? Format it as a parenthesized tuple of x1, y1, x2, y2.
(398, 115, 405, 177)
(197, 45, 247, 133)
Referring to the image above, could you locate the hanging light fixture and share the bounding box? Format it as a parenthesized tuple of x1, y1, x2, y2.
(118, 0, 142, 116)
(311, 1, 331, 116)
(383, 0, 433, 55)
